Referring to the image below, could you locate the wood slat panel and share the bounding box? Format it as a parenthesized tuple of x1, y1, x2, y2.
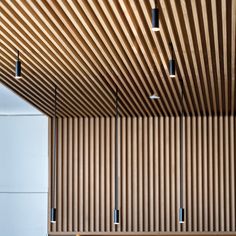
(49, 116, 236, 234)
(49, 233, 236, 236)
(1, 0, 235, 117)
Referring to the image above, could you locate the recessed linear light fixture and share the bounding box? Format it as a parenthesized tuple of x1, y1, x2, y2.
(169, 43, 175, 78)
(150, 94, 160, 100)
(15, 50, 22, 80)
(152, 8, 160, 31)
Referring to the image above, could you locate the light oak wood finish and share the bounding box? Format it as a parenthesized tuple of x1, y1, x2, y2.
(0, 0, 235, 116)
(49, 233, 236, 236)
(49, 116, 236, 234)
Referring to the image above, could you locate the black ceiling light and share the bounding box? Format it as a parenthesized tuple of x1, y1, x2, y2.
(15, 50, 22, 79)
(179, 79, 185, 224)
(152, 7, 160, 31)
(179, 207, 184, 224)
(50, 207, 56, 224)
(51, 85, 58, 224)
(169, 43, 175, 78)
(114, 86, 120, 225)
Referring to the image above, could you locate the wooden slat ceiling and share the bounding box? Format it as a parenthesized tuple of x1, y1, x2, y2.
(0, 0, 235, 117)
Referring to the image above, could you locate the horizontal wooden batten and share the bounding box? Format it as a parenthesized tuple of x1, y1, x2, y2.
(49, 116, 236, 234)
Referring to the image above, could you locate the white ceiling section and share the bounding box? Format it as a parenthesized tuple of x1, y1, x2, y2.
(0, 83, 42, 115)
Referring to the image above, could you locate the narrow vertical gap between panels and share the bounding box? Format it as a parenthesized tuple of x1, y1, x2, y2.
(62, 118, 67, 231)
(160, 117, 164, 231)
(165, 117, 170, 231)
(163, 118, 167, 231)
(177, 117, 181, 232)
(98, 117, 103, 231)
(186, 117, 192, 231)
(153, 117, 158, 231)
(213, 117, 218, 231)
(87, 118, 91, 232)
(149, 117, 154, 231)
(111, 117, 115, 232)
(73, 118, 78, 232)
(95, 117, 99, 232)
(48, 118, 53, 232)
(66, 118, 70, 231)
(146, 117, 150, 231)
(230, 117, 235, 231)
(136, 117, 140, 232)
(192, 117, 197, 231)
(210, 117, 214, 231)
(132, 118, 138, 231)
(203, 117, 208, 231)
(152, 117, 156, 231)
(228, 117, 232, 231)
(142, 117, 145, 231)
(84, 117, 89, 232)
(138, 117, 143, 232)
(127, 117, 132, 231)
(219, 116, 225, 230)
(224, 117, 230, 231)
(175, 117, 178, 231)
(121, 117, 127, 232)
(118, 117, 122, 232)
(68, 118, 73, 231)
(105, 117, 111, 232)
(129, 117, 133, 231)
(145, 117, 151, 231)
(57, 118, 62, 232)
(118, 116, 123, 232)
(152, 116, 155, 229)
(182, 117, 186, 232)
(157, 117, 161, 232)
(170, 117, 176, 232)
(107, 117, 112, 231)
(79, 117, 84, 232)
(234, 117, 236, 230)
(198, 117, 203, 231)
(89, 117, 95, 232)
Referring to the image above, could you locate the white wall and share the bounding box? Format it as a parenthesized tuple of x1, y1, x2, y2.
(0, 84, 42, 115)
(0, 85, 48, 236)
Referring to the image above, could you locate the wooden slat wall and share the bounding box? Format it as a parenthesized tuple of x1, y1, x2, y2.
(49, 116, 236, 234)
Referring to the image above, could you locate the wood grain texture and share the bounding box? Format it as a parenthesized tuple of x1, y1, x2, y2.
(49, 116, 236, 234)
(0, 0, 235, 117)
(49, 232, 236, 236)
